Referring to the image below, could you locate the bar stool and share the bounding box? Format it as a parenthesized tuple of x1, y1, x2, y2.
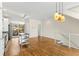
(19, 33, 29, 49)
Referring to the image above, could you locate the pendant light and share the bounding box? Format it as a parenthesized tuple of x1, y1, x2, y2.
(54, 2, 59, 21)
(57, 2, 62, 22)
(61, 2, 65, 22)
(58, 2, 63, 23)
(54, 2, 65, 23)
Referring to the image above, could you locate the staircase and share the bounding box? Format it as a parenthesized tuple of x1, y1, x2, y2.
(56, 33, 79, 49)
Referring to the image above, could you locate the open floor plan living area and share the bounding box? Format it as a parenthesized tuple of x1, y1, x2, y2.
(0, 2, 79, 56)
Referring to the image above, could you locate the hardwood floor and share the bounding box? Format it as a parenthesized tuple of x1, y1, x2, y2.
(4, 37, 20, 56)
(5, 36, 79, 56)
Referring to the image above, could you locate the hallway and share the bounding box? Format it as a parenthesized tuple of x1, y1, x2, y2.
(5, 37, 20, 56)
(4, 36, 79, 56)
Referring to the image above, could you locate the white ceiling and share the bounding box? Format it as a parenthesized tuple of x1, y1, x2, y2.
(64, 4, 79, 20)
(3, 2, 79, 22)
(69, 5, 79, 13)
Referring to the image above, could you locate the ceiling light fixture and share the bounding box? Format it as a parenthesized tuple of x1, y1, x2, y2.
(54, 2, 65, 23)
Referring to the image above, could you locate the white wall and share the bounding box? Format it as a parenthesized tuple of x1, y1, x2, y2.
(41, 15, 79, 49)
(25, 19, 41, 37)
(42, 15, 79, 34)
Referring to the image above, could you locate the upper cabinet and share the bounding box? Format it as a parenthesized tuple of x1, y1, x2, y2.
(2, 17, 9, 32)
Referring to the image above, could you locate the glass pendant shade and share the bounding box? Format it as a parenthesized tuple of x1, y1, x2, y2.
(57, 14, 65, 23)
(54, 12, 59, 20)
(54, 13, 65, 23)
(61, 15, 65, 22)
